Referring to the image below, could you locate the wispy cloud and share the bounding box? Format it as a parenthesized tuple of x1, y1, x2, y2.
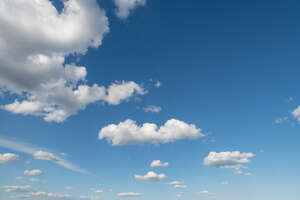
(0, 137, 88, 174)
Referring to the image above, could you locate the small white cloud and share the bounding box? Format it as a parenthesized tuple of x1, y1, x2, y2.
(221, 181, 229, 185)
(117, 192, 142, 197)
(176, 192, 184, 198)
(16, 177, 25, 181)
(174, 185, 187, 189)
(0, 153, 19, 163)
(24, 169, 42, 176)
(143, 105, 162, 113)
(28, 178, 39, 182)
(64, 186, 72, 190)
(134, 171, 167, 181)
(150, 160, 169, 167)
(199, 190, 216, 198)
(165, 181, 183, 185)
(155, 81, 162, 88)
(2, 185, 32, 193)
(204, 151, 255, 175)
(274, 117, 288, 124)
(33, 151, 60, 161)
(113, 0, 146, 19)
(98, 119, 204, 146)
(292, 106, 300, 123)
(91, 188, 103, 194)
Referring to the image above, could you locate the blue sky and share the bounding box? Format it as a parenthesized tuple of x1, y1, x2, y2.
(0, 0, 300, 200)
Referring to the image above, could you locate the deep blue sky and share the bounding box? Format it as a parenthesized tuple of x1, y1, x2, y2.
(1, 0, 300, 200)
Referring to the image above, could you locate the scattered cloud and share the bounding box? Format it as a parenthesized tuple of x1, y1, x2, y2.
(91, 188, 103, 194)
(165, 181, 183, 185)
(143, 105, 162, 113)
(28, 178, 39, 182)
(199, 190, 216, 199)
(98, 119, 204, 146)
(155, 81, 162, 88)
(0, 137, 87, 174)
(24, 169, 42, 176)
(274, 117, 288, 124)
(113, 0, 146, 19)
(16, 177, 25, 181)
(150, 160, 169, 167)
(0, 153, 19, 163)
(176, 192, 184, 198)
(117, 192, 142, 197)
(134, 171, 167, 181)
(221, 181, 229, 185)
(204, 151, 255, 175)
(1, 185, 32, 193)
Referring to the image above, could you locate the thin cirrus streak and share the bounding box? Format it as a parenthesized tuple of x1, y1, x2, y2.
(0, 137, 88, 174)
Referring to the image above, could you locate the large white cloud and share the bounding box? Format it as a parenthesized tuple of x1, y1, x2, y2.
(204, 151, 255, 175)
(134, 171, 167, 181)
(113, 0, 146, 19)
(0, 153, 19, 163)
(98, 119, 204, 145)
(0, 0, 146, 122)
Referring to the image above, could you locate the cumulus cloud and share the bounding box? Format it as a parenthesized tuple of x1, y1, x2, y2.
(117, 192, 142, 197)
(134, 171, 167, 181)
(150, 160, 168, 167)
(113, 0, 146, 19)
(98, 119, 204, 146)
(292, 106, 300, 123)
(24, 169, 42, 176)
(0, 153, 19, 163)
(0, 0, 146, 123)
(204, 151, 255, 175)
(143, 105, 162, 113)
(0, 137, 87, 174)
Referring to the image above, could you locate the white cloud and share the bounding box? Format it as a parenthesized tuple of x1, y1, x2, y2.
(98, 119, 204, 146)
(2, 185, 32, 193)
(0, 0, 146, 123)
(274, 117, 288, 124)
(150, 160, 168, 167)
(24, 169, 42, 176)
(221, 181, 229, 185)
(0, 137, 87, 174)
(199, 190, 216, 198)
(292, 106, 300, 123)
(91, 188, 103, 194)
(154, 81, 162, 88)
(16, 177, 25, 181)
(143, 105, 162, 113)
(64, 186, 72, 190)
(204, 151, 255, 175)
(113, 0, 146, 19)
(117, 192, 142, 197)
(176, 192, 184, 198)
(165, 181, 183, 185)
(34, 151, 60, 161)
(0, 153, 18, 163)
(174, 185, 187, 189)
(134, 171, 167, 181)
(28, 178, 39, 182)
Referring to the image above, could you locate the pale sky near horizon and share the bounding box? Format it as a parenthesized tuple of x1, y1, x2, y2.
(1, 0, 300, 200)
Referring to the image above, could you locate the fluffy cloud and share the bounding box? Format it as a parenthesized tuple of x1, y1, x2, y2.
(24, 169, 42, 176)
(143, 105, 162, 113)
(0, 153, 18, 163)
(204, 151, 255, 175)
(150, 160, 169, 167)
(98, 119, 204, 146)
(292, 106, 300, 123)
(34, 151, 60, 161)
(117, 192, 142, 197)
(113, 0, 146, 19)
(134, 171, 167, 181)
(0, 0, 146, 123)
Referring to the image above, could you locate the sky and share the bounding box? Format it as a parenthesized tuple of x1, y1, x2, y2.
(0, 0, 300, 200)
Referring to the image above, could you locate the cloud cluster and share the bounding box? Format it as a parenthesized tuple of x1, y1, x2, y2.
(113, 0, 146, 19)
(204, 151, 255, 175)
(98, 119, 204, 145)
(0, 153, 19, 163)
(134, 171, 167, 181)
(150, 160, 169, 167)
(0, 0, 146, 122)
